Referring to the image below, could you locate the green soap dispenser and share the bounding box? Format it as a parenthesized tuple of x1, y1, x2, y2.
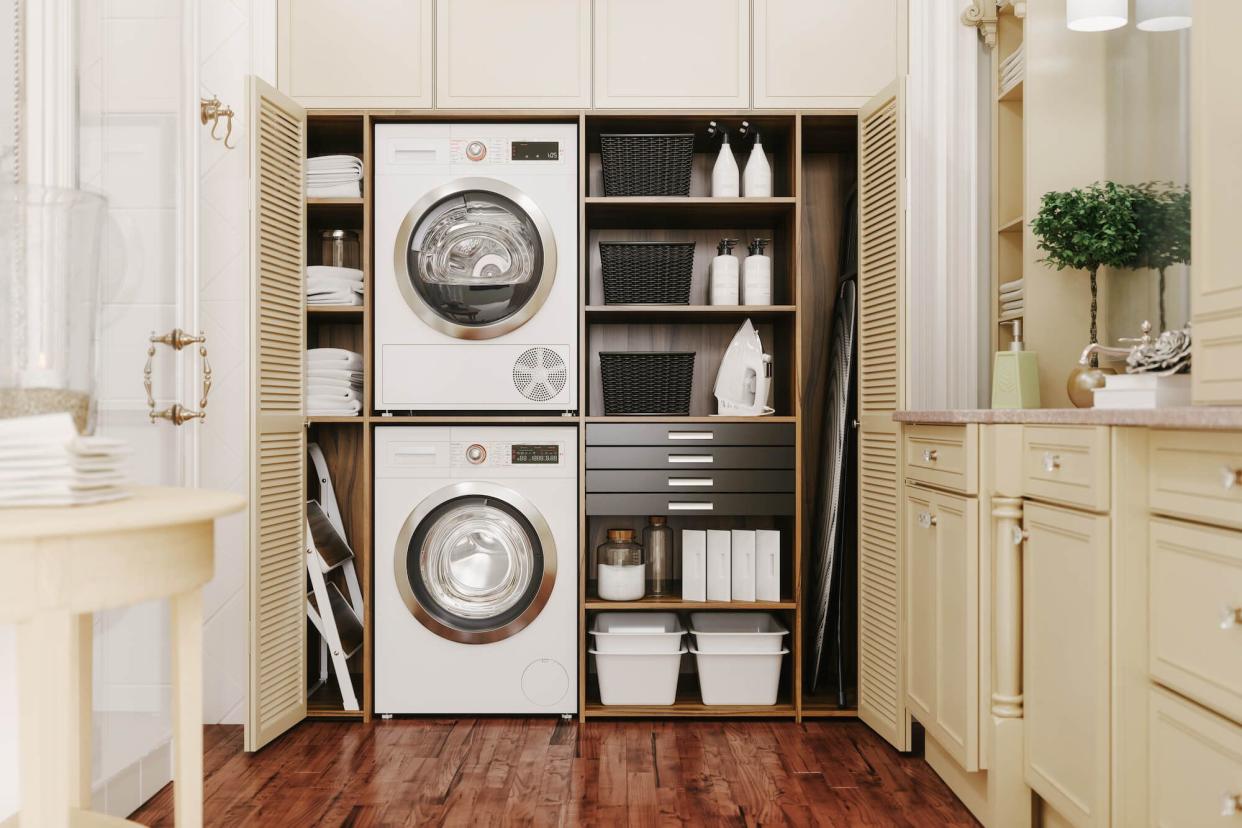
(992, 320, 1041, 409)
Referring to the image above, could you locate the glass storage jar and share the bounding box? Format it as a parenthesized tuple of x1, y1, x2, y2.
(596, 528, 645, 601)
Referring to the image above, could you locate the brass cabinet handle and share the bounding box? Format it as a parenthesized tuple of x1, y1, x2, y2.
(1042, 452, 1061, 473)
(1221, 466, 1242, 491)
(145, 328, 211, 425)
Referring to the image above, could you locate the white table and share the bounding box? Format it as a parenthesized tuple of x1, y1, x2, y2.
(0, 487, 245, 828)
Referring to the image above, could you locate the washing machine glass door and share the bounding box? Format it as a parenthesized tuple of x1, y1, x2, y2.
(395, 482, 557, 644)
(395, 177, 557, 340)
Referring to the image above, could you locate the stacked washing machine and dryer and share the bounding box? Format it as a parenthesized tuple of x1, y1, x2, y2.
(373, 123, 579, 715)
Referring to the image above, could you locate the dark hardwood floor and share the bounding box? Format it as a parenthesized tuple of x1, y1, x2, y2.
(131, 720, 978, 827)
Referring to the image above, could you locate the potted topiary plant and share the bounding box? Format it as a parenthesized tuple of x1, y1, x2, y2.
(1031, 181, 1141, 406)
(1129, 182, 1191, 332)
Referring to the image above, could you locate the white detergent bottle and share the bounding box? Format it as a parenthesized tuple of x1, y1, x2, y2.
(742, 127, 772, 198)
(709, 122, 739, 198)
(742, 238, 772, 305)
(710, 238, 740, 305)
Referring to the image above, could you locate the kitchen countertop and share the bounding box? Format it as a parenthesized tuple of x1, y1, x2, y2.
(893, 407, 1242, 430)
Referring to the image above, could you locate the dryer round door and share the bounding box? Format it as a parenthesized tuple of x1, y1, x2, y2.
(393, 177, 557, 340)
(394, 481, 557, 644)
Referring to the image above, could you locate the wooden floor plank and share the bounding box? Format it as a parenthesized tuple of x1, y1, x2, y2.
(130, 720, 979, 827)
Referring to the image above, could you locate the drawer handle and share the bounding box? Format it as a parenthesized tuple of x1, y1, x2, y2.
(668, 454, 713, 464)
(669, 502, 714, 511)
(668, 431, 714, 441)
(1222, 792, 1241, 817)
(1221, 466, 1242, 491)
(668, 477, 713, 488)
(922, 449, 938, 463)
(917, 511, 937, 529)
(1221, 606, 1242, 631)
(1043, 452, 1061, 473)
(1011, 525, 1030, 546)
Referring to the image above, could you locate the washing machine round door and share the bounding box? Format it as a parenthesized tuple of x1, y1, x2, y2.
(394, 482, 557, 644)
(394, 177, 557, 340)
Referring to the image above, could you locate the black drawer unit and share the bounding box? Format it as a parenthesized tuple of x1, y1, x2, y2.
(587, 469, 794, 493)
(586, 422, 796, 447)
(586, 492, 796, 517)
(586, 445, 795, 470)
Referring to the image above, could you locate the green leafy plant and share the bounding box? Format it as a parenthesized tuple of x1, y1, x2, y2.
(1129, 182, 1191, 331)
(1031, 182, 1141, 366)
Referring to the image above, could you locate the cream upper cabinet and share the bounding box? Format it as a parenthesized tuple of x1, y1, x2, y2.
(436, 0, 591, 108)
(593, 0, 750, 109)
(277, 0, 433, 108)
(753, 0, 902, 109)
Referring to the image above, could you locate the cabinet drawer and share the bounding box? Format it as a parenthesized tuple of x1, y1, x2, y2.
(586, 469, 793, 493)
(586, 445, 795, 470)
(1150, 518, 1242, 723)
(1149, 687, 1242, 826)
(1021, 426, 1110, 512)
(586, 422, 795, 447)
(586, 492, 794, 517)
(1149, 430, 1242, 531)
(902, 424, 977, 494)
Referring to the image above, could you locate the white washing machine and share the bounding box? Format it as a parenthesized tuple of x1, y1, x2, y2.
(375, 123, 578, 412)
(375, 426, 578, 714)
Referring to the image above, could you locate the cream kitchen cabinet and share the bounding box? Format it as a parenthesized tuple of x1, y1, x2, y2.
(277, 0, 433, 108)
(593, 0, 751, 109)
(436, 0, 591, 108)
(753, 0, 903, 109)
(904, 484, 980, 772)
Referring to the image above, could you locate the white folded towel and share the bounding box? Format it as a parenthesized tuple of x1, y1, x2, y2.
(306, 368, 364, 382)
(999, 278, 1024, 295)
(1000, 308, 1024, 321)
(1001, 300, 1024, 312)
(307, 290, 363, 306)
(307, 154, 363, 171)
(308, 265, 363, 284)
(306, 376, 362, 393)
(306, 398, 363, 416)
(306, 348, 362, 370)
(307, 275, 365, 292)
(308, 385, 361, 401)
(307, 181, 362, 198)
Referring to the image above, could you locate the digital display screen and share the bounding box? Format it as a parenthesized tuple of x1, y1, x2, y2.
(512, 444, 559, 464)
(511, 141, 559, 161)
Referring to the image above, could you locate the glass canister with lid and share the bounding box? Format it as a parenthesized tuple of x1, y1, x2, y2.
(596, 528, 645, 601)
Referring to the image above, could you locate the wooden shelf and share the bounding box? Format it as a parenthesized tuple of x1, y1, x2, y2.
(307, 680, 364, 720)
(998, 78, 1024, 102)
(308, 305, 364, 316)
(585, 196, 796, 229)
(583, 415, 796, 424)
(586, 304, 796, 322)
(998, 215, 1024, 234)
(307, 415, 365, 424)
(584, 676, 796, 719)
(585, 597, 796, 611)
(307, 197, 363, 206)
(370, 414, 577, 423)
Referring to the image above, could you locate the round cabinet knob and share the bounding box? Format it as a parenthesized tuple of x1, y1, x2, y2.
(1221, 792, 1241, 817)
(1043, 452, 1061, 473)
(1010, 525, 1030, 546)
(922, 449, 938, 463)
(1221, 606, 1242, 631)
(1221, 466, 1242, 491)
(917, 511, 937, 529)
(465, 141, 487, 161)
(466, 444, 487, 464)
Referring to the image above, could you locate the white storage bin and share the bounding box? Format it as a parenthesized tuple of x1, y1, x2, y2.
(590, 612, 685, 654)
(592, 648, 686, 705)
(689, 612, 789, 653)
(691, 646, 788, 706)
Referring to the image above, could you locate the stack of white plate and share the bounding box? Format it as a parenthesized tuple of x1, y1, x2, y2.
(689, 612, 789, 705)
(589, 612, 685, 705)
(0, 413, 129, 506)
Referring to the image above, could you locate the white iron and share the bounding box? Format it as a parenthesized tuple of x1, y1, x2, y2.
(713, 319, 774, 417)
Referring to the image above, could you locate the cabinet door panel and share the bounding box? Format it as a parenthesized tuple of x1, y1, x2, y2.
(593, 0, 750, 109)
(904, 487, 938, 725)
(1024, 503, 1110, 828)
(437, 0, 590, 108)
(753, 0, 902, 109)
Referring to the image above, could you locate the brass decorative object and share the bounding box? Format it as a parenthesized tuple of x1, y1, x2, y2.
(200, 95, 235, 149)
(144, 328, 212, 425)
(962, 0, 1000, 48)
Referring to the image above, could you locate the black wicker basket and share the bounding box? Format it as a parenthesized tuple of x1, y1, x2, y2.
(599, 352, 696, 416)
(600, 134, 695, 197)
(599, 241, 695, 304)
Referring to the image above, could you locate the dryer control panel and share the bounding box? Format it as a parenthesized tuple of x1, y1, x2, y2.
(450, 440, 567, 469)
(449, 136, 566, 167)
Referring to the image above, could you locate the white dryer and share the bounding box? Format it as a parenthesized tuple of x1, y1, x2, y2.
(375, 123, 578, 411)
(374, 426, 577, 714)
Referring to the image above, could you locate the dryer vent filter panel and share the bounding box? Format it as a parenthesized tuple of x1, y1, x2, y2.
(513, 347, 568, 402)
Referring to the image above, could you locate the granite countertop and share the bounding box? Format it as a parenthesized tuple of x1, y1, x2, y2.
(893, 407, 1242, 430)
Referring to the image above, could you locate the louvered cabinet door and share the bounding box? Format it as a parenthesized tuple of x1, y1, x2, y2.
(856, 80, 908, 751)
(246, 77, 307, 752)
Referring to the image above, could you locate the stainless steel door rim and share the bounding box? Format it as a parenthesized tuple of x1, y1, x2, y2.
(394, 481, 557, 644)
(393, 177, 558, 340)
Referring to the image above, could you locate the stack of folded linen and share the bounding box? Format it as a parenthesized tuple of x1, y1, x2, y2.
(307, 155, 363, 198)
(306, 348, 363, 416)
(999, 278, 1024, 320)
(307, 265, 364, 306)
(0, 412, 129, 506)
(1000, 44, 1025, 95)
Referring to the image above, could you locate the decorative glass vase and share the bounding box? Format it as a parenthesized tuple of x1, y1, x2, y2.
(0, 186, 107, 434)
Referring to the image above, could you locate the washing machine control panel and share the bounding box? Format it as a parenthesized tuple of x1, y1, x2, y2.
(451, 440, 566, 468)
(449, 137, 565, 166)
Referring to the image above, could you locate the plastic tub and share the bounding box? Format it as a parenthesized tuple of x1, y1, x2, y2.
(592, 648, 686, 705)
(590, 612, 685, 654)
(689, 612, 789, 653)
(691, 646, 788, 706)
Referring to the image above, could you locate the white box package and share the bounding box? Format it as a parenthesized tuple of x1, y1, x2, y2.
(681, 529, 707, 601)
(755, 529, 781, 601)
(706, 529, 731, 601)
(730, 529, 756, 601)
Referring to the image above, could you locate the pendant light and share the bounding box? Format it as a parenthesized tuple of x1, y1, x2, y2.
(1136, 0, 1191, 31)
(1066, 0, 1127, 31)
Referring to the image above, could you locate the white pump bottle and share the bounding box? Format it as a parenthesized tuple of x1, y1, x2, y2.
(742, 128, 772, 198)
(710, 123, 739, 198)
